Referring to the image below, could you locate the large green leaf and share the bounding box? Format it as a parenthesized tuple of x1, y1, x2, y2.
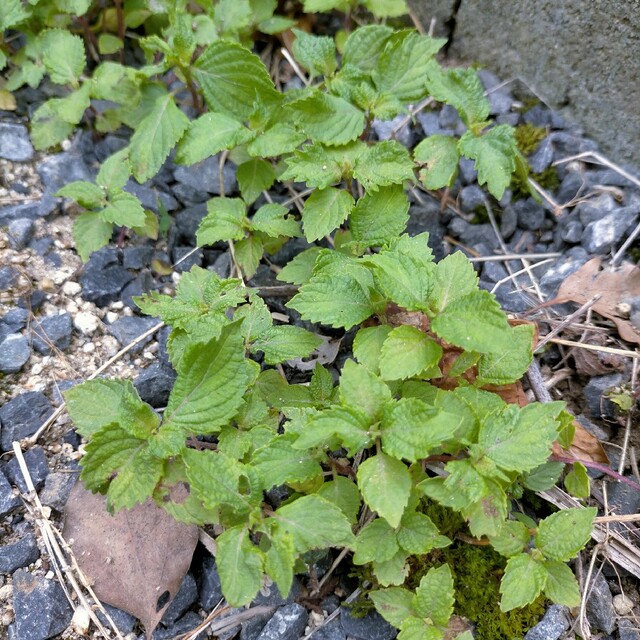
(357, 453, 411, 528)
(414, 135, 460, 190)
(30, 101, 75, 150)
(100, 192, 146, 227)
(379, 326, 442, 381)
(130, 92, 189, 183)
(196, 197, 247, 245)
(370, 587, 415, 629)
(430, 251, 478, 313)
(542, 560, 581, 607)
(247, 123, 307, 158)
(291, 28, 337, 77)
(97, 148, 131, 192)
(237, 158, 275, 205)
(250, 204, 301, 238)
(41, 29, 86, 86)
(0, 0, 29, 30)
(252, 437, 322, 489)
(72, 212, 113, 261)
(396, 512, 450, 555)
(316, 477, 361, 524)
(414, 564, 454, 627)
(302, 187, 354, 242)
(535, 507, 597, 562)
(339, 359, 392, 420)
(352, 141, 415, 192)
(353, 325, 392, 375)
(194, 40, 279, 118)
(350, 184, 409, 247)
(342, 25, 393, 72)
(476, 323, 534, 385)
(56, 181, 105, 209)
(499, 554, 547, 612)
(353, 518, 399, 564)
(252, 325, 322, 364)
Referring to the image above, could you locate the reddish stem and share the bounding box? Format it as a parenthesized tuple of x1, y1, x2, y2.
(551, 453, 640, 492)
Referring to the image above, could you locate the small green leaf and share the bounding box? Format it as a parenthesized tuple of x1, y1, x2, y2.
(175, 112, 255, 165)
(535, 507, 597, 562)
(564, 462, 590, 498)
(342, 25, 393, 72)
(373, 550, 410, 587)
(339, 359, 392, 420)
(101, 192, 146, 228)
(316, 477, 361, 524)
(524, 461, 565, 492)
(235, 235, 264, 279)
(98, 33, 123, 55)
(252, 325, 322, 365)
(476, 323, 534, 385)
(194, 40, 279, 119)
(430, 251, 478, 313)
(197, 197, 247, 245)
(357, 453, 411, 528)
(56, 181, 105, 209)
(302, 187, 354, 242)
(49, 84, 91, 124)
(217, 526, 265, 606)
(379, 326, 442, 381)
(272, 494, 356, 553)
(130, 92, 189, 183)
(363, 0, 408, 18)
(251, 203, 300, 238)
(252, 436, 322, 489)
(264, 533, 296, 600)
(291, 28, 337, 77)
(288, 274, 375, 330)
(352, 141, 415, 192)
(350, 184, 410, 248)
(370, 587, 415, 629)
(489, 520, 530, 557)
(41, 29, 86, 86)
(0, 0, 29, 30)
(247, 123, 307, 157)
(500, 554, 547, 612)
(458, 125, 519, 200)
(237, 158, 275, 205)
(73, 211, 113, 261)
(276, 247, 323, 285)
(97, 148, 131, 192)
(353, 518, 399, 564)
(30, 101, 75, 150)
(414, 135, 460, 190)
(396, 512, 450, 555)
(542, 560, 581, 607)
(414, 564, 454, 627)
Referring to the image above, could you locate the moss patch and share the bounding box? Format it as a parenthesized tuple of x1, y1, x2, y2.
(515, 123, 547, 156)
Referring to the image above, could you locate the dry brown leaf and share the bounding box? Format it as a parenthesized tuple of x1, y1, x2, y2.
(553, 420, 610, 465)
(63, 483, 199, 639)
(0, 90, 17, 111)
(571, 332, 627, 376)
(555, 257, 640, 344)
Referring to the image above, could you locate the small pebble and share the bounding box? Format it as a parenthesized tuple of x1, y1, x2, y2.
(73, 311, 99, 335)
(613, 594, 635, 616)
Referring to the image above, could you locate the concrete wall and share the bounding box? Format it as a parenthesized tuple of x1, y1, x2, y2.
(410, 0, 640, 167)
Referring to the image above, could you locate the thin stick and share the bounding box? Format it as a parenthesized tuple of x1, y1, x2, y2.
(302, 587, 361, 640)
(490, 259, 554, 295)
(618, 356, 639, 475)
(594, 514, 640, 524)
(612, 219, 640, 268)
(218, 150, 229, 198)
(280, 47, 310, 86)
(528, 177, 564, 216)
(553, 151, 640, 190)
(468, 252, 562, 263)
(549, 338, 640, 359)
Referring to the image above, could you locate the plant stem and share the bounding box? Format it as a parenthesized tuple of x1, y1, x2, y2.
(551, 453, 640, 492)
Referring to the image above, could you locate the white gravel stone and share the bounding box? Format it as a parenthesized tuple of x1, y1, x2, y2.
(62, 281, 81, 296)
(74, 311, 99, 335)
(613, 594, 634, 615)
(81, 342, 96, 353)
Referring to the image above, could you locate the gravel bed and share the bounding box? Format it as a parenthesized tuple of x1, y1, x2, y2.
(1, 67, 640, 640)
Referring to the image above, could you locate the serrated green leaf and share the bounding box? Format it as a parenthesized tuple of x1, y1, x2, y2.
(91, 62, 141, 105)
(430, 251, 478, 312)
(251, 436, 322, 489)
(291, 28, 337, 77)
(535, 507, 597, 562)
(56, 181, 105, 209)
(197, 197, 247, 245)
(194, 40, 279, 118)
(308, 364, 335, 406)
(542, 560, 581, 607)
(500, 554, 547, 612)
(564, 462, 590, 498)
(379, 326, 442, 381)
(352, 141, 415, 192)
(431, 290, 512, 354)
(284, 92, 365, 146)
(373, 31, 445, 104)
(458, 125, 519, 199)
(373, 550, 410, 587)
(353, 518, 399, 564)
(247, 123, 307, 157)
(41, 29, 86, 86)
(476, 323, 534, 385)
(382, 397, 459, 462)
(129, 92, 189, 183)
(357, 453, 411, 528)
(350, 184, 409, 248)
(255, 370, 313, 409)
(217, 526, 265, 606)
(56, 0, 92, 14)
(272, 494, 356, 553)
(288, 274, 375, 330)
(398, 617, 442, 640)
(463, 480, 508, 538)
(370, 587, 415, 628)
(250, 203, 300, 238)
(316, 477, 361, 524)
(49, 84, 91, 124)
(339, 359, 391, 420)
(353, 325, 392, 375)
(97, 148, 131, 192)
(235, 295, 273, 341)
(264, 532, 296, 599)
(65, 378, 159, 439)
(0, 0, 29, 30)
(235, 235, 264, 279)
(489, 520, 530, 557)
(524, 461, 565, 492)
(252, 325, 322, 364)
(30, 101, 75, 150)
(397, 512, 450, 555)
(101, 191, 146, 227)
(175, 112, 255, 165)
(425, 65, 490, 127)
(479, 402, 561, 473)
(81, 423, 162, 510)
(414, 564, 454, 626)
(301, 187, 354, 242)
(342, 25, 393, 72)
(163, 322, 248, 433)
(276, 247, 323, 285)
(414, 135, 460, 190)
(237, 158, 275, 205)
(73, 211, 113, 261)
(97, 33, 123, 55)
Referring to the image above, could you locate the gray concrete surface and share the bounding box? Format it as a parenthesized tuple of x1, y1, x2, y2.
(410, 0, 640, 167)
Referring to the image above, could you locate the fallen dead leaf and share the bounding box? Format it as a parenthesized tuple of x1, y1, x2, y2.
(571, 332, 627, 376)
(63, 482, 199, 639)
(555, 257, 640, 344)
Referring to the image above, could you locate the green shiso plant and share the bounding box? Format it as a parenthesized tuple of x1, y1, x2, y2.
(2, 1, 597, 636)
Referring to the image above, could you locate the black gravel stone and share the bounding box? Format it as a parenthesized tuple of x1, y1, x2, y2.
(10, 569, 74, 640)
(4, 445, 49, 492)
(528, 137, 554, 173)
(0, 393, 55, 451)
(39, 466, 80, 511)
(0, 265, 19, 291)
(585, 573, 615, 634)
(175, 203, 208, 245)
(524, 605, 570, 640)
(372, 116, 413, 147)
(538, 248, 589, 298)
(458, 157, 478, 185)
(0, 201, 41, 226)
(123, 246, 154, 270)
(558, 215, 583, 244)
(416, 111, 454, 137)
(556, 172, 585, 203)
(340, 607, 396, 640)
(549, 131, 598, 156)
(85, 246, 120, 271)
(0, 470, 20, 516)
(19, 289, 47, 312)
(523, 104, 553, 127)
(576, 193, 618, 225)
(153, 611, 205, 640)
(459, 184, 486, 212)
(161, 573, 199, 626)
(7, 218, 35, 250)
(37, 150, 93, 192)
(0, 333, 31, 374)
(31, 313, 73, 355)
(108, 316, 159, 352)
(173, 155, 237, 198)
(1, 308, 28, 332)
(512, 197, 546, 231)
(311, 617, 346, 640)
(80, 264, 134, 306)
(134, 363, 177, 407)
(581, 204, 639, 254)
(254, 603, 308, 640)
(0, 123, 34, 162)
(124, 179, 179, 213)
(199, 556, 223, 609)
(0, 532, 40, 573)
(97, 604, 137, 635)
(583, 373, 625, 420)
(28, 237, 54, 256)
(122, 272, 155, 310)
(172, 246, 203, 272)
(94, 134, 128, 163)
(499, 205, 518, 239)
(618, 618, 640, 640)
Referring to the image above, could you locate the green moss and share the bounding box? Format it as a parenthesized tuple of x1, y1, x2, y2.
(515, 123, 547, 156)
(511, 165, 560, 201)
